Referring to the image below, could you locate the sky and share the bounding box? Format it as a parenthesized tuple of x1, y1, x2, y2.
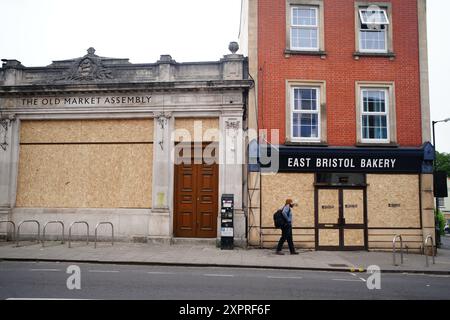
(0, 0, 449, 152)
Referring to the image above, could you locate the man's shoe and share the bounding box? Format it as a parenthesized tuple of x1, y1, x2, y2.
(290, 251, 299, 255)
(275, 251, 284, 255)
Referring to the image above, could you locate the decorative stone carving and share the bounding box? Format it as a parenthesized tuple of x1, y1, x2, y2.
(228, 42, 239, 54)
(155, 112, 172, 129)
(55, 47, 113, 82)
(0, 119, 7, 151)
(225, 120, 241, 131)
(0, 115, 15, 151)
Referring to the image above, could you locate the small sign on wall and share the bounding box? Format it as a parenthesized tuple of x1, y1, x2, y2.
(221, 227, 234, 237)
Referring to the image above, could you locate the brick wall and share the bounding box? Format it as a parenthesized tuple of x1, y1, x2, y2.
(258, 0, 422, 146)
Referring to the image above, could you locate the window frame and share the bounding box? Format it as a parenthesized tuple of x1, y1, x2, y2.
(358, 8, 389, 25)
(355, 81, 397, 146)
(354, 2, 393, 55)
(291, 86, 321, 142)
(290, 6, 320, 51)
(286, 80, 327, 145)
(286, 0, 325, 54)
(360, 88, 390, 143)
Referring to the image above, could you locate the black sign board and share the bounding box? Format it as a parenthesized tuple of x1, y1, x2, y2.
(434, 171, 448, 198)
(257, 145, 430, 174)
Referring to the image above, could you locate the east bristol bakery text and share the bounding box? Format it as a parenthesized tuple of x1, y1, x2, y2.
(287, 157, 397, 169)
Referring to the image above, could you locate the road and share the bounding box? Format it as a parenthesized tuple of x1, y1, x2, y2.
(0, 261, 449, 300)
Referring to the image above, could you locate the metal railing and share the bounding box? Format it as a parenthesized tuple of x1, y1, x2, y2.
(425, 235, 435, 267)
(392, 234, 404, 266)
(68, 221, 89, 248)
(94, 222, 114, 249)
(16, 220, 40, 246)
(0, 221, 16, 242)
(42, 221, 65, 247)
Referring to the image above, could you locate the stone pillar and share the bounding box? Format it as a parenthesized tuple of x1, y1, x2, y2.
(219, 115, 246, 245)
(157, 55, 176, 82)
(0, 116, 19, 237)
(421, 174, 436, 254)
(220, 46, 244, 81)
(1, 60, 23, 85)
(149, 113, 173, 243)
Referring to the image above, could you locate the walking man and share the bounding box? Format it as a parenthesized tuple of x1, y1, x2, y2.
(276, 199, 299, 255)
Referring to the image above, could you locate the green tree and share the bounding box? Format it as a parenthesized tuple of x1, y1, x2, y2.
(435, 151, 450, 176)
(435, 209, 446, 236)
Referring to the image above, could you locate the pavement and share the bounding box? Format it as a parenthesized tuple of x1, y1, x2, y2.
(1, 235, 450, 274)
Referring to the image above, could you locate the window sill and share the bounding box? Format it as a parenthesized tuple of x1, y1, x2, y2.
(355, 142, 399, 148)
(285, 141, 328, 147)
(285, 50, 327, 58)
(353, 52, 396, 60)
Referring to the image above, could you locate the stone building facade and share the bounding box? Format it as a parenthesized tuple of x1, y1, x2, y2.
(0, 46, 251, 245)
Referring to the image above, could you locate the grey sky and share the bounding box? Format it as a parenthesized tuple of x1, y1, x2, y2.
(0, 0, 449, 152)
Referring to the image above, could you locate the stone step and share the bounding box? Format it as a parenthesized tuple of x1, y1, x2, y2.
(169, 237, 218, 246)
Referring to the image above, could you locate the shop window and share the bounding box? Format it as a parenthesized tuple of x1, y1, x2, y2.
(316, 173, 366, 186)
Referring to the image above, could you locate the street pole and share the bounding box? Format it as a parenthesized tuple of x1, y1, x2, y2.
(432, 118, 450, 248)
(432, 121, 440, 247)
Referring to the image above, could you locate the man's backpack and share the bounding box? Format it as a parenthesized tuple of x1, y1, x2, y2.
(273, 209, 286, 229)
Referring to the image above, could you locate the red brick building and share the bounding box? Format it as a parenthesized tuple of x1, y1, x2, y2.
(240, 0, 435, 251)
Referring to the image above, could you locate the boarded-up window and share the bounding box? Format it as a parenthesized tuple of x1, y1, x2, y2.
(16, 119, 153, 208)
(367, 174, 420, 228)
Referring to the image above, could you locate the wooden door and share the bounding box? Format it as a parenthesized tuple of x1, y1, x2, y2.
(174, 162, 218, 238)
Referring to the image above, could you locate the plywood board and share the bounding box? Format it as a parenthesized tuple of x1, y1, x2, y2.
(368, 229, 422, 236)
(20, 119, 154, 143)
(343, 189, 364, 224)
(319, 229, 339, 246)
(261, 173, 315, 228)
(367, 174, 420, 228)
(318, 189, 339, 224)
(174, 118, 220, 142)
(344, 229, 364, 246)
(16, 144, 153, 208)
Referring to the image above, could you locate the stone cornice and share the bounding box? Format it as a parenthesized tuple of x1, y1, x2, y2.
(0, 80, 253, 96)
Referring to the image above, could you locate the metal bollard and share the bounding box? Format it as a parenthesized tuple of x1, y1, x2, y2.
(94, 222, 114, 248)
(17, 220, 40, 247)
(42, 221, 65, 247)
(392, 234, 404, 266)
(68, 221, 89, 248)
(425, 235, 435, 267)
(0, 221, 16, 242)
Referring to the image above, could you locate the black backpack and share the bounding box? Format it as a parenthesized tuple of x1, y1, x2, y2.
(273, 209, 286, 229)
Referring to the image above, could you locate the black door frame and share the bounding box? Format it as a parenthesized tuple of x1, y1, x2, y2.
(315, 186, 368, 251)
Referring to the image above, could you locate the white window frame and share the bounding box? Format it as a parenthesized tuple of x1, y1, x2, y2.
(360, 88, 390, 143)
(291, 87, 321, 142)
(358, 7, 389, 53)
(359, 8, 389, 25)
(290, 6, 319, 51)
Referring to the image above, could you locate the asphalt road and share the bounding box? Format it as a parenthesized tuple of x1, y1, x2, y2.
(0, 261, 449, 300)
